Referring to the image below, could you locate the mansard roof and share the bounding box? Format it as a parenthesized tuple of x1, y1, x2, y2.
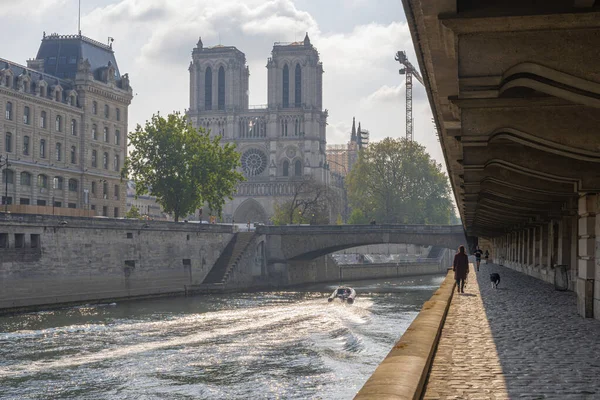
(1, 58, 73, 91)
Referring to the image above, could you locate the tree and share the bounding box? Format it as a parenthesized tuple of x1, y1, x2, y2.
(122, 112, 245, 221)
(346, 137, 453, 224)
(271, 177, 339, 225)
(126, 205, 141, 219)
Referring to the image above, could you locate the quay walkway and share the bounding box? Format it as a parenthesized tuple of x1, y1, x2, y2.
(423, 263, 600, 399)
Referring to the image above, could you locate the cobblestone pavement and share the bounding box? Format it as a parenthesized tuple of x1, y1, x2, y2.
(422, 263, 600, 400)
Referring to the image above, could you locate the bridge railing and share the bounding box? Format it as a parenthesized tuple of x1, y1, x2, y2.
(256, 224, 464, 235)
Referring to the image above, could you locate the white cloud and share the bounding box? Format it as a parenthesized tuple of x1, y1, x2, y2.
(361, 83, 404, 106)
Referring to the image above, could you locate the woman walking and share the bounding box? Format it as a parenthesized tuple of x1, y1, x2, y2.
(453, 246, 469, 294)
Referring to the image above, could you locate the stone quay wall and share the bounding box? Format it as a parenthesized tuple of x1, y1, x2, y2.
(0, 214, 233, 313)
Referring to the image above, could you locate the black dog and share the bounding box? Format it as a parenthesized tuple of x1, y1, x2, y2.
(490, 273, 501, 289)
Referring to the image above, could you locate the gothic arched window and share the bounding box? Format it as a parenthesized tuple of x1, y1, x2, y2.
(218, 66, 225, 110)
(283, 160, 289, 176)
(282, 64, 289, 108)
(295, 160, 302, 176)
(205, 67, 212, 110)
(295, 64, 301, 107)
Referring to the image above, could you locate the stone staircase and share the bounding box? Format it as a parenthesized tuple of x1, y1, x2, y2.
(192, 232, 255, 293)
(427, 246, 444, 259)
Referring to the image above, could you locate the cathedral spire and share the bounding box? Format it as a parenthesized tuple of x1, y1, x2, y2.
(351, 117, 357, 142)
(304, 32, 311, 46)
(197, 36, 203, 49)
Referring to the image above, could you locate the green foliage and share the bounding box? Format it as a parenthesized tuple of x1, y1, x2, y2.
(122, 112, 245, 222)
(270, 177, 338, 225)
(346, 137, 453, 224)
(126, 205, 141, 219)
(347, 208, 369, 224)
(336, 214, 343, 225)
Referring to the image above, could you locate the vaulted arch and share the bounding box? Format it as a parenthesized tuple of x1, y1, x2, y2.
(233, 198, 268, 224)
(295, 63, 301, 107)
(218, 66, 225, 110)
(282, 64, 289, 108)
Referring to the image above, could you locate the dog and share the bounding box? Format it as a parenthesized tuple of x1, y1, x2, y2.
(490, 273, 501, 289)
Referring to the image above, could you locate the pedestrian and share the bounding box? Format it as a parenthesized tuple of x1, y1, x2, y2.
(453, 245, 469, 294)
(484, 249, 489, 264)
(474, 246, 483, 271)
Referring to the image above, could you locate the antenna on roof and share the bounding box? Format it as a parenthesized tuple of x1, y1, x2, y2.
(108, 37, 114, 48)
(78, 0, 81, 35)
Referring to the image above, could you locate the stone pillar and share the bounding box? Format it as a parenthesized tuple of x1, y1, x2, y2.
(532, 227, 537, 267)
(540, 223, 548, 268)
(577, 194, 597, 318)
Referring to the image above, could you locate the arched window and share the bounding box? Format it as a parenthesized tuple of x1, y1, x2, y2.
(5, 132, 12, 152)
(283, 160, 289, 176)
(205, 67, 212, 110)
(91, 150, 97, 167)
(91, 181, 96, 195)
(5, 102, 12, 120)
(218, 66, 225, 110)
(295, 160, 302, 176)
(55, 89, 61, 102)
(92, 124, 97, 140)
(2, 169, 14, 184)
(38, 174, 48, 189)
(103, 127, 109, 142)
(103, 152, 108, 169)
(70, 146, 76, 164)
(40, 111, 46, 128)
(40, 85, 46, 98)
(68, 178, 78, 192)
(23, 106, 30, 125)
(53, 176, 63, 190)
(102, 181, 108, 197)
(104, 104, 109, 118)
(71, 119, 77, 135)
(55, 142, 62, 161)
(40, 139, 46, 158)
(295, 119, 299, 136)
(55, 115, 62, 132)
(115, 130, 120, 145)
(114, 154, 120, 171)
(92, 101, 97, 115)
(282, 64, 289, 108)
(20, 172, 31, 186)
(116, 108, 120, 121)
(22, 136, 29, 155)
(295, 63, 301, 107)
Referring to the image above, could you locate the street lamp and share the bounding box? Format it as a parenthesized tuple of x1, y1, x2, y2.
(0, 154, 10, 213)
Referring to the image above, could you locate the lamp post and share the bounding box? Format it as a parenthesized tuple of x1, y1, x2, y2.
(0, 154, 10, 213)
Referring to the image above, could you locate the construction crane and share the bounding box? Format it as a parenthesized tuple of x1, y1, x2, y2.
(395, 51, 424, 141)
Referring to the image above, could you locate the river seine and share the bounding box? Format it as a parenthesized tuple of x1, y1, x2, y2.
(0, 274, 444, 399)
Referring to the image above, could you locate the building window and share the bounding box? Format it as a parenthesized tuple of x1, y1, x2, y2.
(295, 119, 299, 136)
(114, 154, 120, 171)
(71, 119, 77, 135)
(283, 160, 289, 176)
(2, 169, 14, 184)
(20, 172, 31, 186)
(68, 178, 78, 192)
(282, 65, 289, 108)
(23, 106, 30, 124)
(91, 181, 96, 195)
(5, 132, 12, 152)
(103, 181, 108, 198)
(92, 124, 97, 140)
(114, 207, 119, 218)
(218, 66, 225, 110)
(23, 136, 30, 155)
(205, 67, 212, 110)
(115, 130, 120, 145)
(103, 152, 108, 169)
(295, 63, 301, 107)
(70, 146, 76, 164)
(19, 198, 30, 206)
(55, 115, 62, 132)
(38, 174, 48, 189)
(55, 89, 61, 102)
(295, 160, 302, 176)
(68, 203, 77, 209)
(56, 142, 62, 161)
(91, 150, 97, 167)
(102, 206, 108, 217)
(36, 200, 46, 206)
(40, 111, 46, 128)
(54, 176, 63, 190)
(5, 102, 12, 120)
(40, 85, 47, 98)
(54, 201, 62, 207)
(103, 127, 108, 142)
(104, 104, 109, 119)
(116, 108, 120, 121)
(40, 139, 46, 158)
(114, 184, 120, 200)
(92, 101, 97, 115)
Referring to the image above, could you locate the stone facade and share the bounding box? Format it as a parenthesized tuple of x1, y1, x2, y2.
(187, 34, 329, 223)
(0, 33, 132, 217)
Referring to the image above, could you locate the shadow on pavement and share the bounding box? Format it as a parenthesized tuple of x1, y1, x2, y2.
(476, 263, 600, 398)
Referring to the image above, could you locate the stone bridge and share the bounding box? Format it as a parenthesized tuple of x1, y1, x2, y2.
(256, 224, 465, 262)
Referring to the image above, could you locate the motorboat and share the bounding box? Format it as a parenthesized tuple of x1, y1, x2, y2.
(328, 286, 357, 304)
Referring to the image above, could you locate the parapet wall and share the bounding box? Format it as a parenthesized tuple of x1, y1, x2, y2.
(0, 214, 233, 313)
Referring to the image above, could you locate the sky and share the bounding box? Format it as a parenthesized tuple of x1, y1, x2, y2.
(0, 0, 442, 169)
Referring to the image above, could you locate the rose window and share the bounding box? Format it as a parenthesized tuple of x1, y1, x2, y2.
(241, 148, 268, 176)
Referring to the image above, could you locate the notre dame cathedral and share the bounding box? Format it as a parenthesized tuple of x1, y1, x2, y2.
(187, 33, 330, 223)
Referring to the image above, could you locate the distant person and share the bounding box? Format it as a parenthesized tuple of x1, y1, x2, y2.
(370, 219, 376, 225)
(453, 245, 469, 294)
(474, 246, 483, 271)
(484, 249, 490, 264)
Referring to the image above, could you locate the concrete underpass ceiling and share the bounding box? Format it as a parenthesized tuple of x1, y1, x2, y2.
(402, 0, 600, 238)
